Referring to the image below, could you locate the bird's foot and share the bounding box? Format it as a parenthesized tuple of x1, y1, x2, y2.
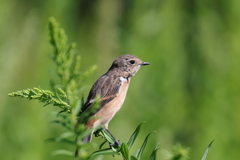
(110, 139, 121, 147)
(94, 129, 101, 137)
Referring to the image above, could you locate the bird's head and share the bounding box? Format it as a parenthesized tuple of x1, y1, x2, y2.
(108, 54, 150, 78)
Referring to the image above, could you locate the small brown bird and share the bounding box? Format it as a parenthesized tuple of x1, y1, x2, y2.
(78, 54, 150, 145)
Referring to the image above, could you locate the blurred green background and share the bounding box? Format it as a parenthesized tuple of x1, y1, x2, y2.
(1, 0, 240, 159)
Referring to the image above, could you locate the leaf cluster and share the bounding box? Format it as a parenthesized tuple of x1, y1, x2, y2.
(8, 17, 215, 160)
(88, 122, 159, 160)
(8, 17, 97, 159)
(8, 87, 70, 111)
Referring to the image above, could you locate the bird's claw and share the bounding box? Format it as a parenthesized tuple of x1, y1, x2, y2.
(110, 140, 121, 147)
(93, 129, 103, 137)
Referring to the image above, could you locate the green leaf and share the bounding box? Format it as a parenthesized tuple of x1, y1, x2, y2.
(136, 131, 156, 160)
(121, 143, 130, 160)
(56, 87, 67, 99)
(149, 143, 160, 160)
(201, 140, 215, 160)
(58, 131, 75, 138)
(72, 99, 82, 116)
(99, 140, 108, 150)
(87, 148, 120, 160)
(101, 129, 115, 145)
(46, 138, 74, 145)
(48, 111, 68, 119)
(171, 143, 189, 160)
(45, 132, 75, 145)
(131, 155, 139, 160)
(50, 149, 74, 157)
(127, 122, 145, 149)
(51, 120, 71, 130)
(80, 65, 98, 82)
(8, 87, 71, 109)
(78, 96, 101, 123)
(77, 125, 102, 140)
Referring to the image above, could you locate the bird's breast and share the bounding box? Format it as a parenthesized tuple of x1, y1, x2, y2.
(94, 77, 130, 126)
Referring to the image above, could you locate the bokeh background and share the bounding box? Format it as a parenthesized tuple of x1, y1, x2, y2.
(1, 0, 240, 160)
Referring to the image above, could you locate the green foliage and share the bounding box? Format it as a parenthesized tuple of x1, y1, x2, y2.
(50, 149, 75, 157)
(163, 144, 189, 160)
(7, 17, 215, 160)
(87, 148, 120, 160)
(8, 17, 97, 160)
(121, 143, 130, 159)
(201, 140, 215, 160)
(89, 123, 159, 160)
(46, 132, 75, 144)
(127, 122, 145, 149)
(136, 131, 156, 160)
(8, 87, 71, 111)
(149, 143, 160, 160)
(49, 17, 78, 89)
(48, 17, 97, 108)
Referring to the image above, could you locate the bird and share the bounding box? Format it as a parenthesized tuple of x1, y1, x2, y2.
(77, 54, 150, 145)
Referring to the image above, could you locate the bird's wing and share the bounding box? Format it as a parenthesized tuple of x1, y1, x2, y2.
(80, 75, 122, 114)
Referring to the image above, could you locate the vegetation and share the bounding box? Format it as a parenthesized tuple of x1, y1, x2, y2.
(7, 18, 213, 160)
(1, 1, 240, 160)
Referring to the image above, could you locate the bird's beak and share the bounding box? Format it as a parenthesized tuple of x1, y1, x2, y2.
(141, 61, 150, 66)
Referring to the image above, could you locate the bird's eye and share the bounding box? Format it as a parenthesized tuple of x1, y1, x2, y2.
(129, 60, 135, 64)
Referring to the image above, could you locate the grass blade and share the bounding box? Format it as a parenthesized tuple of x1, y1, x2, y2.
(121, 143, 130, 160)
(99, 140, 108, 150)
(51, 120, 71, 130)
(136, 131, 156, 160)
(127, 122, 145, 149)
(149, 142, 160, 160)
(201, 140, 215, 160)
(45, 137, 75, 145)
(45, 132, 75, 144)
(131, 155, 138, 160)
(50, 149, 74, 157)
(87, 148, 120, 160)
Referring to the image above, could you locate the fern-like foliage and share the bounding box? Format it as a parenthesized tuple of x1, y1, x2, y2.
(8, 87, 70, 111)
(48, 17, 97, 109)
(8, 17, 97, 159)
(8, 17, 214, 160)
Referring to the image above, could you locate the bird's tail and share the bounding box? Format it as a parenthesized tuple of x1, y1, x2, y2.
(83, 133, 92, 143)
(75, 132, 93, 157)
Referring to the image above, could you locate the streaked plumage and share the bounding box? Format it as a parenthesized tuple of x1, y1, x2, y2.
(78, 54, 150, 143)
